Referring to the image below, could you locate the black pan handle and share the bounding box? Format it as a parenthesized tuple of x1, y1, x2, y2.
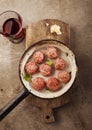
(0, 88, 30, 121)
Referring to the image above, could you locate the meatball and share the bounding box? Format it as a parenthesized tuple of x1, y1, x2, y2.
(46, 46, 58, 59)
(58, 70, 70, 83)
(33, 51, 44, 64)
(25, 61, 38, 75)
(46, 78, 60, 91)
(39, 63, 52, 76)
(54, 58, 66, 70)
(32, 77, 46, 91)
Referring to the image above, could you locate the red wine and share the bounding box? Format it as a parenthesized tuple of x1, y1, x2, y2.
(3, 18, 22, 37)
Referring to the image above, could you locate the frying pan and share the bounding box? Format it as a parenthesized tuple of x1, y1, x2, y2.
(0, 39, 77, 121)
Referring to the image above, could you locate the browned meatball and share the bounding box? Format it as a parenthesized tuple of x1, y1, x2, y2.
(39, 63, 52, 76)
(46, 46, 58, 59)
(32, 77, 46, 91)
(25, 61, 38, 75)
(54, 58, 66, 70)
(33, 51, 44, 64)
(58, 70, 70, 83)
(46, 77, 60, 91)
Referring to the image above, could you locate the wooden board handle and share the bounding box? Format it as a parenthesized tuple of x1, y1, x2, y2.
(41, 107, 55, 123)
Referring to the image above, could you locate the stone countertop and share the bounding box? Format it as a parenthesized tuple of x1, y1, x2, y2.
(0, 0, 92, 130)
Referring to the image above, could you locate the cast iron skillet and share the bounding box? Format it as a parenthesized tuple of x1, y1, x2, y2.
(0, 39, 77, 121)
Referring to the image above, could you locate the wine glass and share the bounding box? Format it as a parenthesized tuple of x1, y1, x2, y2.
(0, 10, 25, 43)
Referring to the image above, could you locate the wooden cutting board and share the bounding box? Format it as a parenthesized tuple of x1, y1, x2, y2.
(26, 19, 70, 48)
(26, 19, 70, 123)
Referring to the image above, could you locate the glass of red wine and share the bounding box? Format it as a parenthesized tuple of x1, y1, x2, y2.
(0, 10, 25, 43)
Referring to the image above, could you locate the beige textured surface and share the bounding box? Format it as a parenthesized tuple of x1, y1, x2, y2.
(0, 0, 92, 130)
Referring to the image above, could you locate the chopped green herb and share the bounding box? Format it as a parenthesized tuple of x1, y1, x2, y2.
(46, 87, 53, 92)
(23, 73, 31, 81)
(46, 60, 53, 66)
